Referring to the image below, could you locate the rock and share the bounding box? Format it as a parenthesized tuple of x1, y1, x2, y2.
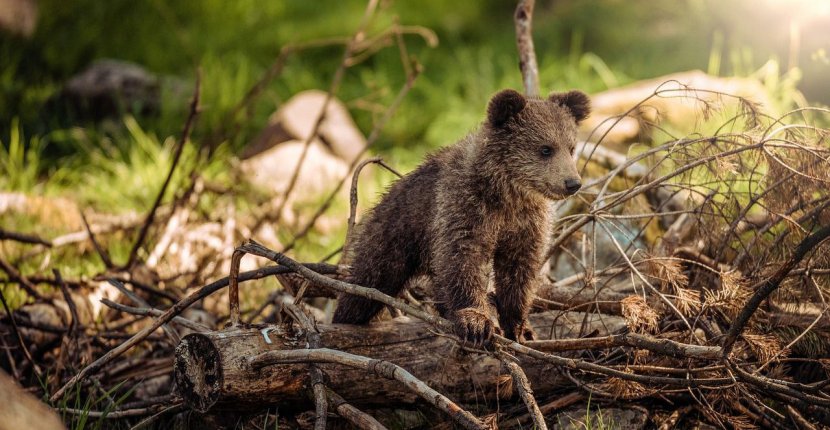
(0, 0, 37, 37)
(58, 60, 160, 120)
(244, 90, 366, 162)
(240, 139, 350, 223)
(583, 70, 774, 148)
(0, 369, 64, 430)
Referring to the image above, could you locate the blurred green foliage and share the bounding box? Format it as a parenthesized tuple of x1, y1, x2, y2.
(3, 0, 828, 156)
(0, 0, 827, 252)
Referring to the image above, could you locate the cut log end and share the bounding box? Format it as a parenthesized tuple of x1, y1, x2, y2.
(175, 333, 223, 412)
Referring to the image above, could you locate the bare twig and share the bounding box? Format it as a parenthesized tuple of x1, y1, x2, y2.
(527, 332, 720, 359)
(722, 224, 830, 355)
(59, 403, 183, 419)
(53, 269, 79, 336)
(343, 156, 402, 260)
(0, 228, 51, 247)
(125, 71, 201, 269)
(49, 262, 336, 402)
(326, 389, 388, 430)
(108, 279, 180, 344)
(100, 299, 210, 333)
(247, 348, 487, 430)
(228, 248, 244, 326)
(80, 210, 114, 268)
(514, 0, 539, 96)
(284, 302, 328, 430)
(0, 288, 41, 377)
(0, 255, 43, 300)
(500, 354, 547, 430)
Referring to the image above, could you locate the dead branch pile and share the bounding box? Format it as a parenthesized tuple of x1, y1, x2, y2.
(2, 1, 830, 429)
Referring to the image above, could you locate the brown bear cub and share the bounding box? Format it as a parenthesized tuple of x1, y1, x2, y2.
(333, 89, 590, 345)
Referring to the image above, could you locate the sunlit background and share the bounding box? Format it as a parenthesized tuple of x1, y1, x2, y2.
(2, 0, 829, 147)
(0, 0, 829, 228)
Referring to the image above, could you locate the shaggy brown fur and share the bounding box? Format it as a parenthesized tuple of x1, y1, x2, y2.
(333, 89, 590, 344)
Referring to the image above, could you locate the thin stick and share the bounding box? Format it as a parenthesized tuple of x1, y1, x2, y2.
(79, 210, 114, 268)
(500, 354, 547, 430)
(228, 248, 244, 326)
(0, 255, 43, 300)
(108, 279, 179, 344)
(53, 269, 79, 336)
(526, 332, 720, 359)
(49, 262, 336, 402)
(284, 302, 328, 430)
(128, 404, 186, 430)
(514, 0, 539, 96)
(721, 224, 830, 355)
(100, 299, 210, 333)
(0, 228, 51, 247)
(327, 388, 388, 430)
(0, 288, 41, 377)
(59, 403, 183, 419)
(343, 157, 403, 261)
(247, 348, 487, 430)
(125, 71, 201, 268)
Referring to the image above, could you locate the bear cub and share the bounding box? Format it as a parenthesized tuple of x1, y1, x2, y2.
(333, 88, 590, 345)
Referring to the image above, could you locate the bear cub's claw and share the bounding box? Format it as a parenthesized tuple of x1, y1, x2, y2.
(452, 308, 499, 347)
(502, 319, 536, 343)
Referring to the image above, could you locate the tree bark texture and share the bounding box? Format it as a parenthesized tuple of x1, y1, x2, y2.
(174, 311, 625, 412)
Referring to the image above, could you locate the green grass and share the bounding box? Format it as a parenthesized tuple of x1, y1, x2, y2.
(0, 0, 823, 282)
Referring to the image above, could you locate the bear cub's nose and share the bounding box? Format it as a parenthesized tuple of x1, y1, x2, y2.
(564, 178, 582, 195)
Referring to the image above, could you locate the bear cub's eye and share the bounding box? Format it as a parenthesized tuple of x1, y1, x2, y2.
(540, 146, 554, 157)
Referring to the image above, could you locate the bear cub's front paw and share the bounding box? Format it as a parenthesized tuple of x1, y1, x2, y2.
(451, 307, 500, 347)
(502, 319, 536, 343)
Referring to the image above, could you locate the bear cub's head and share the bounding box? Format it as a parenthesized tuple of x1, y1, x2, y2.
(485, 88, 590, 200)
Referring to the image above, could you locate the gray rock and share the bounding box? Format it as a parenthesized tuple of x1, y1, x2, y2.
(60, 59, 160, 120)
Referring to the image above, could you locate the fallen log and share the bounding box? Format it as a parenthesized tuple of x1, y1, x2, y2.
(174, 311, 625, 412)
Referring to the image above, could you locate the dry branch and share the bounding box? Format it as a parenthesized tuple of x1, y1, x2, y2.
(49, 263, 336, 402)
(249, 348, 488, 430)
(326, 389, 388, 430)
(500, 357, 547, 430)
(125, 71, 200, 269)
(0, 228, 52, 247)
(514, 0, 539, 96)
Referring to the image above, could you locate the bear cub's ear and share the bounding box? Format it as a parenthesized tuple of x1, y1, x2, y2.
(549, 90, 591, 123)
(487, 89, 527, 127)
